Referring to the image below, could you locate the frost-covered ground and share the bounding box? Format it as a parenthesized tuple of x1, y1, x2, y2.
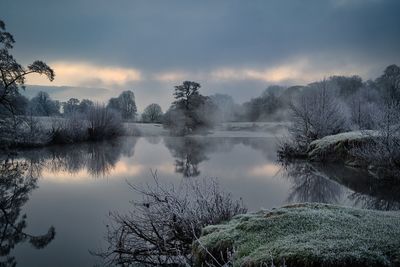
(36, 116, 289, 138)
(126, 122, 289, 137)
(194, 203, 400, 267)
(307, 130, 380, 163)
(124, 122, 169, 136)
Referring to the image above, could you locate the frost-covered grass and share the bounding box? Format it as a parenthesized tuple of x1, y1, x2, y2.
(193, 203, 400, 267)
(125, 121, 289, 137)
(307, 130, 380, 163)
(124, 122, 169, 136)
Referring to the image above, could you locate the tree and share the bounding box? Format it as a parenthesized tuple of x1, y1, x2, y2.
(209, 94, 238, 122)
(173, 81, 202, 111)
(164, 81, 216, 134)
(242, 90, 281, 121)
(107, 90, 137, 120)
(62, 98, 80, 115)
(0, 20, 54, 117)
(329, 75, 363, 97)
(347, 85, 380, 130)
(287, 80, 350, 151)
(0, 20, 54, 145)
(141, 103, 163, 123)
(78, 99, 94, 114)
(29, 91, 60, 116)
(376, 64, 400, 103)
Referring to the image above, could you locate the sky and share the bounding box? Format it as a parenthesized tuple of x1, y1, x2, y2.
(1, 0, 400, 111)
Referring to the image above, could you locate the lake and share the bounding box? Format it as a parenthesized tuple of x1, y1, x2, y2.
(3, 135, 400, 267)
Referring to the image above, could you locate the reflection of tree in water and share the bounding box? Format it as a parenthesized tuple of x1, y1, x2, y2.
(0, 159, 55, 266)
(164, 137, 280, 178)
(349, 192, 400, 211)
(19, 137, 138, 178)
(239, 137, 278, 161)
(164, 137, 240, 178)
(310, 163, 400, 211)
(164, 137, 208, 177)
(281, 161, 343, 204)
(280, 160, 400, 210)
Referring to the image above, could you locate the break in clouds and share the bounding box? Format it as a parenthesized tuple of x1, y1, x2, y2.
(1, 0, 400, 110)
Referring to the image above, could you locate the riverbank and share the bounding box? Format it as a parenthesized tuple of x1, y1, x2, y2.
(126, 121, 289, 137)
(278, 130, 400, 179)
(194, 203, 400, 267)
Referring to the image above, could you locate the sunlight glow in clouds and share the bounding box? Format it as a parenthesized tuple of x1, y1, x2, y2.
(25, 57, 371, 94)
(27, 61, 142, 87)
(211, 59, 309, 83)
(154, 71, 190, 82)
(210, 58, 369, 84)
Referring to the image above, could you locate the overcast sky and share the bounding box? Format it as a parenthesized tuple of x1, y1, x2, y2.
(1, 0, 400, 110)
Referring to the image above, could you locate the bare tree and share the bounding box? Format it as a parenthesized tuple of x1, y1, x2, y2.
(141, 103, 163, 123)
(97, 175, 246, 266)
(351, 101, 400, 176)
(283, 80, 350, 154)
(107, 90, 137, 121)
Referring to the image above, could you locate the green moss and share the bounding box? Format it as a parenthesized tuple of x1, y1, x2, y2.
(193, 203, 400, 267)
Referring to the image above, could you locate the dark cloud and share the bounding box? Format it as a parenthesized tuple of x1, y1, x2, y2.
(1, 0, 400, 109)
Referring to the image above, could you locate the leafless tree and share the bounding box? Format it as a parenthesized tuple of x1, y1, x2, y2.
(96, 174, 246, 266)
(280, 80, 350, 155)
(351, 101, 400, 176)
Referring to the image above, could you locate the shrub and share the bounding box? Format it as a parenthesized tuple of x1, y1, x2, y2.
(87, 104, 125, 141)
(97, 176, 246, 266)
(49, 114, 88, 144)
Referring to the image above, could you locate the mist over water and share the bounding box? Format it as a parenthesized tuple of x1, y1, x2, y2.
(3, 135, 398, 267)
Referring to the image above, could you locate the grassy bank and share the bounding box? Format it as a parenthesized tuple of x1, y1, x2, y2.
(194, 203, 400, 267)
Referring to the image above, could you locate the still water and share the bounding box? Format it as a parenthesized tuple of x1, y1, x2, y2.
(3, 136, 400, 266)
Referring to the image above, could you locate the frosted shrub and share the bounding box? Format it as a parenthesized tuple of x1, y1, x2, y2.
(87, 104, 125, 141)
(279, 80, 350, 157)
(351, 102, 400, 177)
(49, 113, 88, 144)
(97, 175, 246, 266)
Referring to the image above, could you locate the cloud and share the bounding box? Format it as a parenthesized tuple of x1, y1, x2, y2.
(211, 60, 309, 83)
(26, 61, 142, 88)
(209, 57, 372, 84)
(154, 71, 191, 83)
(332, 0, 382, 8)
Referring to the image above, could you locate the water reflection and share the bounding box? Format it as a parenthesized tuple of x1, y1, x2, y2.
(2, 136, 400, 267)
(280, 160, 400, 210)
(0, 159, 55, 266)
(163, 137, 277, 178)
(164, 137, 209, 177)
(281, 161, 343, 204)
(13, 138, 138, 178)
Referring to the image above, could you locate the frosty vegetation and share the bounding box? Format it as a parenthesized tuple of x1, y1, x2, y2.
(97, 175, 246, 266)
(278, 65, 400, 179)
(194, 203, 400, 267)
(3, 14, 399, 153)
